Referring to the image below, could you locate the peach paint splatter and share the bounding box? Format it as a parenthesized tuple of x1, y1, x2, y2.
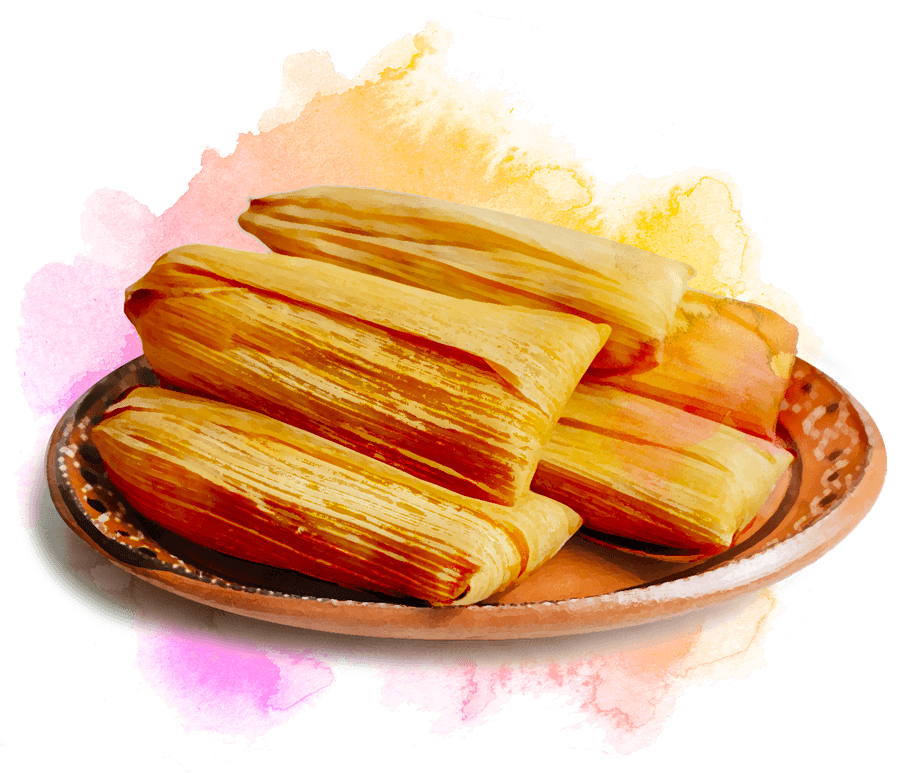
(372, 591, 783, 754)
(22, 23, 794, 749)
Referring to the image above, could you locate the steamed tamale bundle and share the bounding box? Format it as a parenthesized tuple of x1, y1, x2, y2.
(597, 290, 799, 439)
(238, 186, 694, 373)
(532, 384, 795, 554)
(93, 388, 582, 606)
(90, 186, 803, 605)
(125, 244, 607, 505)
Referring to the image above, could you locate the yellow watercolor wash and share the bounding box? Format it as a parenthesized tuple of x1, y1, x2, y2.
(246, 22, 814, 357)
(602, 172, 815, 356)
(257, 51, 349, 132)
(253, 24, 605, 225)
(618, 176, 749, 295)
(225, 29, 801, 384)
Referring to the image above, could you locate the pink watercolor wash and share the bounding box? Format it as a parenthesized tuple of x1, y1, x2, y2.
(136, 629, 334, 738)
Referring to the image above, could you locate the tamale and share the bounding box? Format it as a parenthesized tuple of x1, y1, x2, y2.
(238, 186, 693, 373)
(597, 290, 799, 439)
(125, 244, 607, 505)
(92, 388, 582, 606)
(532, 384, 795, 554)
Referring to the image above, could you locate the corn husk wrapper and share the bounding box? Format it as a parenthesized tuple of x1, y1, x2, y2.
(93, 388, 582, 606)
(598, 290, 798, 439)
(125, 245, 607, 505)
(238, 186, 693, 373)
(532, 384, 795, 553)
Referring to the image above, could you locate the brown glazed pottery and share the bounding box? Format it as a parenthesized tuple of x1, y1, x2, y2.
(47, 356, 886, 640)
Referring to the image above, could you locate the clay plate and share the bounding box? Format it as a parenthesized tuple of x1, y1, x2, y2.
(47, 356, 886, 639)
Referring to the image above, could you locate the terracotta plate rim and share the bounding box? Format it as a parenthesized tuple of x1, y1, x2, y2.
(46, 358, 887, 640)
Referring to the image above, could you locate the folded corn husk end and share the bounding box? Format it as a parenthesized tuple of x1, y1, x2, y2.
(599, 289, 800, 438)
(533, 386, 795, 553)
(93, 387, 583, 606)
(453, 491, 582, 605)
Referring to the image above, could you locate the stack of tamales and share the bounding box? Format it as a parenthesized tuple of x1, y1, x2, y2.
(93, 186, 796, 605)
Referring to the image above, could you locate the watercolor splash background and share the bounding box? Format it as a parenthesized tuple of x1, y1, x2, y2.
(19, 24, 813, 423)
(15, 18, 890, 762)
